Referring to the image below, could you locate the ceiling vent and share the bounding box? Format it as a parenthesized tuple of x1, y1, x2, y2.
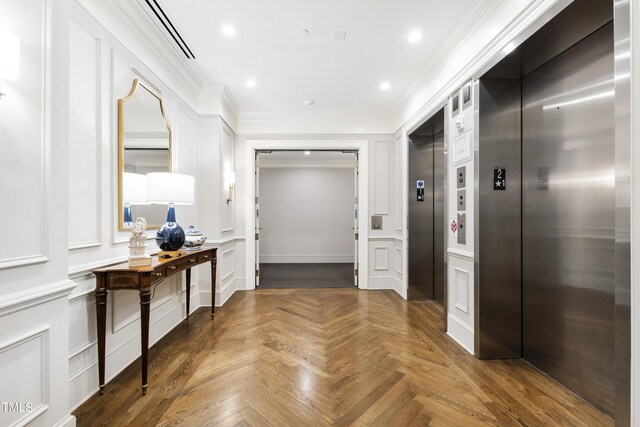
(331, 31, 347, 41)
(144, 0, 196, 59)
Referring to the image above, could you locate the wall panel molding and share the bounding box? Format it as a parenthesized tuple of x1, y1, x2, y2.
(373, 141, 389, 215)
(373, 247, 389, 271)
(0, 280, 76, 318)
(221, 247, 235, 281)
(0, 0, 51, 271)
(454, 268, 469, 314)
(0, 326, 51, 426)
(395, 248, 403, 275)
(68, 11, 102, 251)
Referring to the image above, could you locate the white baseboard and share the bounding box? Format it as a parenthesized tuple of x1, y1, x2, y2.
(54, 414, 76, 427)
(202, 276, 237, 308)
(447, 315, 474, 355)
(367, 276, 402, 295)
(394, 277, 404, 299)
(259, 255, 354, 263)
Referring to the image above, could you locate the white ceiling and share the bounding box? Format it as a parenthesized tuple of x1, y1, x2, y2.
(158, 0, 478, 115)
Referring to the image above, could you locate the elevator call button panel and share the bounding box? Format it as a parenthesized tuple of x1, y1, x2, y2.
(456, 166, 466, 188)
(417, 180, 425, 202)
(457, 190, 466, 210)
(457, 213, 466, 244)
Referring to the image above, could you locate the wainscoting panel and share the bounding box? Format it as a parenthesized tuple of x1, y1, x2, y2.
(373, 141, 389, 215)
(395, 132, 403, 231)
(221, 123, 235, 233)
(367, 239, 401, 295)
(0, 326, 50, 427)
(111, 276, 179, 334)
(68, 18, 101, 250)
(373, 247, 389, 271)
(447, 254, 474, 353)
(454, 268, 469, 314)
(0, 0, 49, 271)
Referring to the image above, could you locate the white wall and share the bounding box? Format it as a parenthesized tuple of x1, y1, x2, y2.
(445, 89, 475, 355)
(65, 2, 204, 414)
(260, 167, 354, 264)
(0, 0, 74, 426)
(0, 1, 238, 425)
(235, 134, 401, 294)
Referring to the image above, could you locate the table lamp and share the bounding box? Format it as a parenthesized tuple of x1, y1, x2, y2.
(147, 172, 194, 257)
(122, 172, 148, 228)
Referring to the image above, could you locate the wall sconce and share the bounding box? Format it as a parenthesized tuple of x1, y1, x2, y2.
(224, 170, 236, 204)
(0, 30, 20, 99)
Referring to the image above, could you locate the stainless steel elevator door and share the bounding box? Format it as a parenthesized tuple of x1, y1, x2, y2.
(408, 135, 434, 300)
(522, 23, 615, 413)
(433, 130, 445, 304)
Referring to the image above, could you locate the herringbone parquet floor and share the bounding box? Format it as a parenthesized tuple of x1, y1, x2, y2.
(74, 289, 613, 426)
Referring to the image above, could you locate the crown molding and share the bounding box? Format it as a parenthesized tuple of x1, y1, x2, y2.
(199, 85, 240, 131)
(392, 0, 563, 133)
(237, 112, 394, 135)
(390, 0, 503, 121)
(84, 0, 206, 107)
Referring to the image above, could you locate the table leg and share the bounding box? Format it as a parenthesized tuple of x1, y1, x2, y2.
(185, 267, 191, 319)
(211, 259, 217, 318)
(139, 288, 152, 395)
(95, 286, 108, 395)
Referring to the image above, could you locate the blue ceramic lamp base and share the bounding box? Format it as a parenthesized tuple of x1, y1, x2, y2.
(156, 203, 185, 254)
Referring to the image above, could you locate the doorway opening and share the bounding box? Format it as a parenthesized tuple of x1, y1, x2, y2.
(255, 150, 359, 289)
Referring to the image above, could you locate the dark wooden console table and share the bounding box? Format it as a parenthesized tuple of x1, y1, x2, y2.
(93, 247, 217, 395)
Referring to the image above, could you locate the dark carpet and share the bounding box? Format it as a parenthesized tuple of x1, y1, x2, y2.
(258, 263, 355, 288)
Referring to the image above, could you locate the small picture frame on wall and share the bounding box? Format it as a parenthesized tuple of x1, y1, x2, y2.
(462, 83, 472, 110)
(452, 90, 460, 117)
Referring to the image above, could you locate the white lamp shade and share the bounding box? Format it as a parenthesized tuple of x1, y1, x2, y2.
(123, 172, 148, 204)
(0, 30, 20, 80)
(147, 172, 194, 205)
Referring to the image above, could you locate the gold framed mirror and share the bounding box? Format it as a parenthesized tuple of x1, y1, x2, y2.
(118, 79, 172, 230)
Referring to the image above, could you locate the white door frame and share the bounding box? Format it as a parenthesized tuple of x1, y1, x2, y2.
(244, 139, 369, 290)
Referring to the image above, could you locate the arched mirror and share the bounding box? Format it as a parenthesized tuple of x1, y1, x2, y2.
(118, 79, 172, 230)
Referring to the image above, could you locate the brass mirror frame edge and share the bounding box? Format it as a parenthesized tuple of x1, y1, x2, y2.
(117, 78, 173, 231)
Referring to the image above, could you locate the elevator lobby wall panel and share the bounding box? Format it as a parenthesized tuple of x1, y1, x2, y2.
(446, 84, 476, 355)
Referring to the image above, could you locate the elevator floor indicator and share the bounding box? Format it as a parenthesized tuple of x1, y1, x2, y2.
(493, 167, 506, 190)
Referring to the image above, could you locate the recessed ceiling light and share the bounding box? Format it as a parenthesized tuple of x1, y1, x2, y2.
(246, 79, 256, 88)
(301, 29, 310, 35)
(503, 42, 516, 54)
(380, 81, 390, 91)
(222, 25, 236, 37)
(303, 99, 315, 106)
(408, 30, 422, 43)
(304, 151, 311, 155)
